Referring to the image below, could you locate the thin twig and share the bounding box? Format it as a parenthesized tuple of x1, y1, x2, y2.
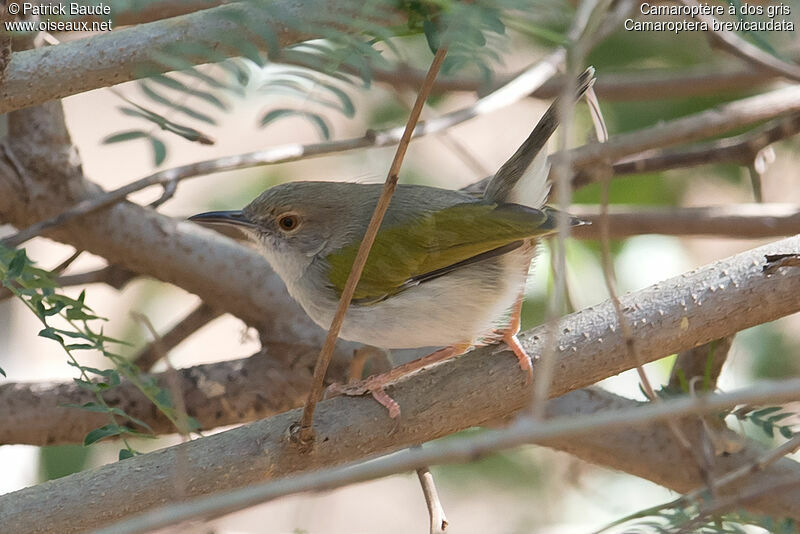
(416, 464, 448, 534)
(0, 264, 136, 302)
(295, 46, 449, 446)
(570, 203, 800, 239)
(132, 302, 222, 371)
(681, 0, 800, 83)
(347, 60, 778, 101)
(530, 0, 609, 418)
(563, 83, 800, 182)
(678, 479, 800, 534)
(609, 432, 800, 534)
(92, 378, 800, 534)
(130, 312, 192, 502)
(346, 350, 448, 534)
(573, 112, 800, 185)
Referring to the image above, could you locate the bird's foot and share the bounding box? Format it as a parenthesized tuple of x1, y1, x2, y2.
(326, 343, 471, 418)
(327, 375, 401, 418)
(491, 329, 533, 384)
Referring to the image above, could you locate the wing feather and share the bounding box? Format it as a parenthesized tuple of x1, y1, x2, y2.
(326, 202, 556, 302)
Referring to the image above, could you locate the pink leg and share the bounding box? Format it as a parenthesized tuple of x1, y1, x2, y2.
(328, 343, 472, 418)
(495, 291, 533, 382)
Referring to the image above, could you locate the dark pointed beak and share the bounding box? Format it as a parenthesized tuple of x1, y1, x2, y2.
(188, 210, 258, 229)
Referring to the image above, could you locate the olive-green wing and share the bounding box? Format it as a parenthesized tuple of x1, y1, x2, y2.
(325, 202, 557, 303)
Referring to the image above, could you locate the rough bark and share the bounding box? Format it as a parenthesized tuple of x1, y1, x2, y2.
(1, 234, 799, 533)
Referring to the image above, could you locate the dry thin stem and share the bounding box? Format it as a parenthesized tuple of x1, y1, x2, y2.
(130, 312, 191, 502)
(295, 46, 449, 445)
(599, 147, 699, 462)
(530, 0, 607, 418)
(416, 464, 448, 534)
(92, 378, 800, 534)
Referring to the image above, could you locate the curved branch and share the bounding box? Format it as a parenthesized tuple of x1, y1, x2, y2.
(565, 84, 800, 183)
(95, 382, 800, 534)
(1, 234, 799, 533)
(572, 112, 800, 185)
(0, 0, 380, 114)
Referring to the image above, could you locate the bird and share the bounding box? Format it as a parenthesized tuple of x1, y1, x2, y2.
(190, 67, 595, 418)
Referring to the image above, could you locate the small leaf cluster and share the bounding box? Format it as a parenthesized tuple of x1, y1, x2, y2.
(601, 502, 797, 534)
(733, 405, 797, 440)
(105, 0, 521, 163)
(0, 245, 200, 458)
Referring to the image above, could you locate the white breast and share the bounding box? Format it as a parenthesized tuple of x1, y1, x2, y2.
(289, 245, 534, 349)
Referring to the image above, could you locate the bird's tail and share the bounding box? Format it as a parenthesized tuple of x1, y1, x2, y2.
(483, 66, 596, 207)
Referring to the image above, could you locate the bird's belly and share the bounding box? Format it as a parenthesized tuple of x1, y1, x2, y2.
(299, 247, 534, 349)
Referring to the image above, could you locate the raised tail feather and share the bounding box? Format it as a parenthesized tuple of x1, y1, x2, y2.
(483, 67, 597, 207)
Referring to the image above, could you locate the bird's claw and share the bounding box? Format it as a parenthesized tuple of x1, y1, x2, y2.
(326, 376, 401, 418)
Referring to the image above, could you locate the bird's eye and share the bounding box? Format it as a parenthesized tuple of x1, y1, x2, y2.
(278, 214, 299, 231)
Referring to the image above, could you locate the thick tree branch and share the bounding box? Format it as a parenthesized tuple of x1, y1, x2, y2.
(66, 382, 800, 534)
(1, 234, 799, 532)
(0, 0, 382, 114)
(0, 343, 350, 446)
(669, 337, 734, 392)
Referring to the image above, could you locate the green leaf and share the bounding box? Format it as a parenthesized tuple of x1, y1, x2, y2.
(73, 378, 101, 393)
(260, 109, 331, 140)
(65, 308, 100, 321)
(52, 328, 93, 341)
(185, 416, 203, 432)
(43, 301, 66, 316)
(103, 131, 150, 144)
(65, 344, 94, 350)
(38, 327, 64, 343)
(751, 406, 782, 418)
(768, 412, 792, 423)
(0, 366, 5, 377)
(118, 448, 135, 460)
(8, 249, 29, 278)
(121, 413, 155, 434)
(762, 421, 775, 438)
(154, 388, 174, 409)
(780, 426, 795, 438)
(149, 136, 167, 166)
(84, 424, 125, 445)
